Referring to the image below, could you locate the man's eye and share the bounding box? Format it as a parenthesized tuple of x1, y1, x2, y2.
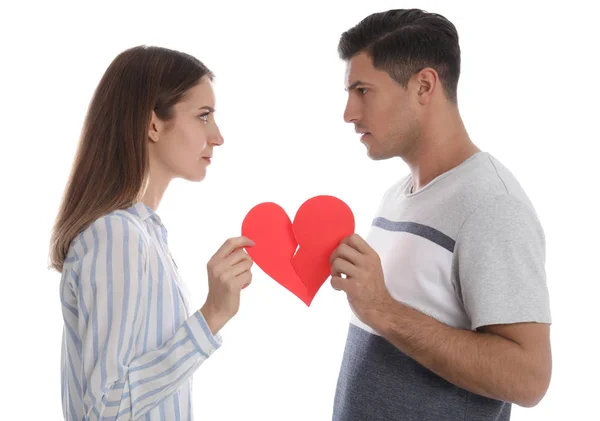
(359, 87, 368, 95)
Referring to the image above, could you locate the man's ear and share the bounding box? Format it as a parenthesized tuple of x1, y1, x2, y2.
(415, 67, 439, 105)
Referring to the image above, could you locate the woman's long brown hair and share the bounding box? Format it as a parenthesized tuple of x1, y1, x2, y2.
(49, 45, 213, 272)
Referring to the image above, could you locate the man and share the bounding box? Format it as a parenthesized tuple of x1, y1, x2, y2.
(329, 9, 552, 421)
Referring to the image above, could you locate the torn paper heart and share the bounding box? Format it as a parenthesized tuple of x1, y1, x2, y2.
(241, 195, 355, 306)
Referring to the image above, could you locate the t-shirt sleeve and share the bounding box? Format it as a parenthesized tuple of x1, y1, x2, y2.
(453, 194, 552, 330)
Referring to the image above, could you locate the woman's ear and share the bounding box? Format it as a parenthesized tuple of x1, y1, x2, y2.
(148, 111, 162, 143)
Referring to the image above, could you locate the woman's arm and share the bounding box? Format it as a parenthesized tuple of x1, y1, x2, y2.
(73, 214, 221, 420)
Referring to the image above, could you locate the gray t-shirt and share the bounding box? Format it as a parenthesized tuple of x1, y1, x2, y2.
(333, 151, 551, 420)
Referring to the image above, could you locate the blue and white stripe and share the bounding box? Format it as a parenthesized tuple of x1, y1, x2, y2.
(59, 202, 221, 420)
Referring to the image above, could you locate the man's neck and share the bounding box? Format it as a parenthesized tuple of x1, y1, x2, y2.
(405, 109, 479, 192)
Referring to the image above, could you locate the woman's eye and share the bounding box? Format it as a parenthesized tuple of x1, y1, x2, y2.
(199, 112, 210, 122)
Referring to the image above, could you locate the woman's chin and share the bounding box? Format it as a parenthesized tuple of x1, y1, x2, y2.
(182, 169, 207, 183)
(192, 173, 207, 182)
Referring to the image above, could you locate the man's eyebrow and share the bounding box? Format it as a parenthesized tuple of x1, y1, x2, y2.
(345, 80, 370, 91)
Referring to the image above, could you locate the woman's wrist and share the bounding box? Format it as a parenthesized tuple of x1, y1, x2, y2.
(200, 303, 228, 335)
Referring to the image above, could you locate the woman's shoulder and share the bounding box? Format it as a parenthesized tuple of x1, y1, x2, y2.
(89, 206, 149, 239)
(65, 206, 151, 265)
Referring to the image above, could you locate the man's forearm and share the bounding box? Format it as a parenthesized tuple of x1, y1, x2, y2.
(371, 301, 547, 407)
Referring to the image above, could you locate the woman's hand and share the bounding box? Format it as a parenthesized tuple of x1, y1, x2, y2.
(200, 236, 255, 334)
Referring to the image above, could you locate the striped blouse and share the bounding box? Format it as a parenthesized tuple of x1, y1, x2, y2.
(59, 202, 222, 420)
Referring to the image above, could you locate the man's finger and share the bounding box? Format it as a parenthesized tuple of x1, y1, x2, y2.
(330, 242, 361, 267)
(343, 233, 372, 255)
(332, 257, 358, 278)
(335, 243, 363, 265)
(331, 276, 349, 291)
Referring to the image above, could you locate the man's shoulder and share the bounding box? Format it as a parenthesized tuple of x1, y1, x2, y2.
(449, 153, 536, 214)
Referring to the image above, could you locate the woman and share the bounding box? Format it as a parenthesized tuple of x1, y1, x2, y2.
(50, 45, 254, 421)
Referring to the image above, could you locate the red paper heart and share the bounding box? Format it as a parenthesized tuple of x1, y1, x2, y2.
(241, 195, 355, 306)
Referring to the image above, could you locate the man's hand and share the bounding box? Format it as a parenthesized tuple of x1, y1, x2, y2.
(329, 234, 551, 407)
(329, 233, 395, 330)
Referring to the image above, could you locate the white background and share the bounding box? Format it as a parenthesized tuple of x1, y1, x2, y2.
(1, 0, 599, 419)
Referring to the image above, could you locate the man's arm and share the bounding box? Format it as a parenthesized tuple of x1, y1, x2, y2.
(371, 299, 552, 407)
(330, 229, 552, 408)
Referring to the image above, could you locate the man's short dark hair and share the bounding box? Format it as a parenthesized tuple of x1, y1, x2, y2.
(338, 9, 461, 103)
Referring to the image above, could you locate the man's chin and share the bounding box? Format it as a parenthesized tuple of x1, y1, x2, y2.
(366, 148, 392, 161)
